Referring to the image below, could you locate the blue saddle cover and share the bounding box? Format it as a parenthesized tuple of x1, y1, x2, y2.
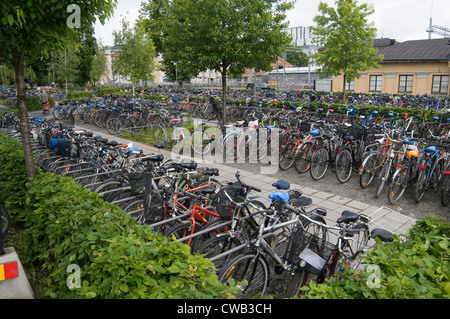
(425, 146, 436, 153)
(272, 180, 290, 190)
(268, 191, 290, 203)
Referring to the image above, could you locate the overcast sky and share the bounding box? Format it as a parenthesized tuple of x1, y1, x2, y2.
(94, 0, 448, 46)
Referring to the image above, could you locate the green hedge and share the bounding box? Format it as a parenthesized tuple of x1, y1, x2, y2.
(65, 91, 95, 101)
(302, 215, 450, 299)
(0, 133, 235, 299)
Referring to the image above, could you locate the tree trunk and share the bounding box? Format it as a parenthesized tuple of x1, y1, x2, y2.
(342, 73, 347, 104)
(12, 46, 36, 180)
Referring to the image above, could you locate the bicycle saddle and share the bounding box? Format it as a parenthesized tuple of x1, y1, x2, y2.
(178, 161, 197, 170)
(337, 210, 359, 224)
(272, 180, 290, 190)
(106, 140, 118, 147)
(424, 146, 437, 153)
(203, 168, 219, 176)
(154, 142, 166, 149)
(292, 196, 312, 207)
(309, 129, 320, 136)
(371, 228, 393, 242)
(196, 186, 216, 194)
(144, 154, 164, 162)
(268, 191, 290, 203)
(84, 131, 93, 137)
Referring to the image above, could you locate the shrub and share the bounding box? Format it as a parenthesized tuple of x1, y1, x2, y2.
(0, 133, 234, 299)
(26, 96, 55, 111)
(65, 91, 95, 101)
(302, 215, 450, 299)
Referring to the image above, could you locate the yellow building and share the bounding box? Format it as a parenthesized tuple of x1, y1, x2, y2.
(332, 38, 450, 96)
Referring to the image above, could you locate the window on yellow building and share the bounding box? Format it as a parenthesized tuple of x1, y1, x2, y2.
(398, 75, 413, 93)
(345, 80, 355, 91)
(432, 75, 449, 94)
(369, 75, 382, 92)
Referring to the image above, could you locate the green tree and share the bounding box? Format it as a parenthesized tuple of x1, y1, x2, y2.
(138, 0, 169, 55)
(162, 0, 294, 124)
(286, 50, 309, 67)
(312, 0, 383, 101)
(51, 48, 81, 93)
(90, 48, 107, 87)
(113, 20, 156, 95)
(0, 0, 116, 179)
(76, 24, 98, 85)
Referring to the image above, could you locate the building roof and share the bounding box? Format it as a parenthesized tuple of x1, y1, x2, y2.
(377, 37, 450, 62)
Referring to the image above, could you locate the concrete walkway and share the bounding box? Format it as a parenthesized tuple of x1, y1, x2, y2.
(66, 118, 417, 237)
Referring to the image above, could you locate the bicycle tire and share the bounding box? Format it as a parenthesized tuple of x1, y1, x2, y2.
(1, 204, 10, 240)
(285, 268, 310, 298)
(106, 118, 118, 135)
(217, 252, 270, 299)
(196, 234, 243, 271)
(108, 189, 138, 210)
(163, 220, 203, 247)
(310, 147, 329, 180)
(441, 175, 450, 206)
(359, 153, 378, 188)
(375, 160, 391, 198)
(335, 148, 353, 183)
(279, 142, 296, 170)
(414, 168, 428, 203)
(388, 167, 408, 204)
(294, 142, 313, 174)
(53, 107, 64, 120)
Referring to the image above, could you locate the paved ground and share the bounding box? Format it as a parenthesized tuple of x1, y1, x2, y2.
(26, 110, 425, 238)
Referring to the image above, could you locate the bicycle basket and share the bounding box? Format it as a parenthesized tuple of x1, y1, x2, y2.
(283, 227, 337, 275)
(210, 183, 245, 219)
(128, 172, 151, 193)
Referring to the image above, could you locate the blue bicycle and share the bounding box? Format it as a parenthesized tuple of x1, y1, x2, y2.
(414, 135, 449, 203)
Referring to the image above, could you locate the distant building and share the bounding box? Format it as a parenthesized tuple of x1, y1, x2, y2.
(332, 38, 450, 95)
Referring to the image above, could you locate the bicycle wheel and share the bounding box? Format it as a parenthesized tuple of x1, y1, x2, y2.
(218, 252, 270, 299)
(108, 189, 138, 210)
(340, 224, 369, 271)
(388, 167, 408, 204)
(106, 118, 118, 135)
(414, 168, 428, 203)
(53, 107, 64, 120)
(359, 153, 378, 188)
(163, 220, 203, 247)
(153, 125, 168, 145)
(375, 161, 391, 199)
(122, 197, 145, 222)
(190, 130, 208, 155)
(279, 142, 297, 170)
(1, 204, 10, 240)
(94, 179, 125, 201)
(309, 147, 329, 180)
(196, 234, 243, 271)
(335, 148, 353, 183)
(294, 142, 313, 174)
(441, 175, 450, 206)
(285, 269, 310, 298)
